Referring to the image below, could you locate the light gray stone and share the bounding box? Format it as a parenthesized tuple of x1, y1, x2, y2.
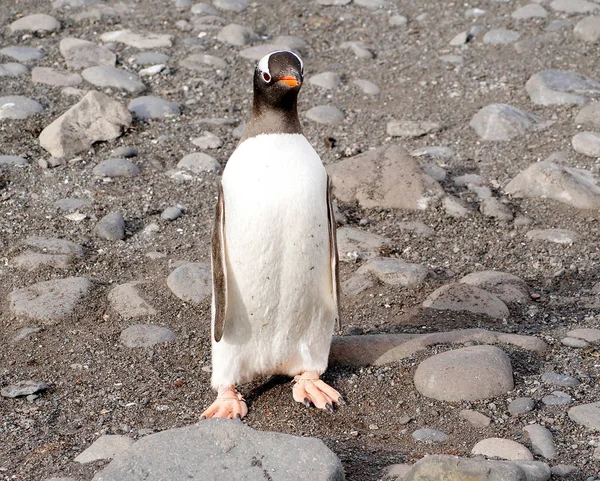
(470, 104, 545, 141)
(109, 283, 157, 318)
(340, 41, 374, 59)
(39, 91, 131, 158)
(572, 131, 600, 157)
(133, 52, 169, 66)
(526, 228, 579, 244)
(213, 0, 247, 12)
(191, 2, 218, 14)
(356, 257, 429, 287)
(217, 24, 259, 46)
(0, 96, 43, 120)
(32, 67, 82, 87)
(305, 105, 344, 124)
(316, 0, 351, 4)
(414, 345, 514, 402)
(423, 283, 510, 319)
(512, 4, 548, 18)
(9, 14, 60, 33)
(443, 195, 473, 218)
(352, 78, 380, 95)
(542, 391, 573, 405)
(551, 465, 578, 478)
(480, 197, 514, 221)
(112, 146, 137, 158)
(472, 438, 534, 461)
(575, 15, 600, 42)
(9, 277, 91, 324)
(179, 53, 228, 72)
(509, 397, 536, 416)
(177, 152, 222, 173)
(309, 72, 342, 90)
(561, 337, 589, 348)
(0, 63, 28, 77)
(0, 155, 27, 166)
(389, 15, 408, 26)
(75, 435, 134, 464)
(460, 409, 491, 427)
(59, 38, 116, 70)
(576, 102, 600, 129)
(513, 461, 551, 481)
(95, 212, 126, 241)
(120, 324, 174, 347)
(1, 380, 49, 398)
(53, 0, 101, 7)
(550, 0, 599, 14)
(524, 424, 556, 460)
(82, 66, 146, 93)
(541, 372, 580, 387)
(387, 120, 441, 138)
(355, 0, 386, 7)
(336, 227, 390, 263)
(568, 402, 600, 430)
(14, 237, 83, 270)
(439, 54, 463, 64)
(0, 46, 45, 62)
(93, 158, 140, 177)
(239, 44, 297, 61)
(412, 428, 448, 443)
(167, 262, 211, 304)
(161, 206, 182, 221)
(100, 30, 173, 48)
(342, 274, 374, 296)
(191, 131, 222, 149)
(91, 420, 343, 481)
(483, 29, 521, 45)
(128, 96, 180, 119)
(526, 70, 600, 105)
(460, 271, 529, 305)
(449, 31, 471, 46)
(566, 328, 600, 342)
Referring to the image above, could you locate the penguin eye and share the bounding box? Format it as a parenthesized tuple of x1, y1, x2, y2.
(262, 72, 271, 82)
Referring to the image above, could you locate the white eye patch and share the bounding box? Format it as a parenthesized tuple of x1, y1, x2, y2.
(257, 50, 304, 78)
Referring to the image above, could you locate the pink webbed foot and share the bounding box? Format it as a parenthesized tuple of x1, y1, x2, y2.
(201, 386, 248, 420)
(292, 371, 344, 413)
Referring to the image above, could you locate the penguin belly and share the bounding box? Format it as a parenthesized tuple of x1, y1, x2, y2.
(211, 133, 336, 389)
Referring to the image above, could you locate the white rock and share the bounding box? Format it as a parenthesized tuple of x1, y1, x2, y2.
(572, 131, 600, 157)
(472, 438, 534, 461)
(191, 131, 223, 149)
(389, 15, 408, 26)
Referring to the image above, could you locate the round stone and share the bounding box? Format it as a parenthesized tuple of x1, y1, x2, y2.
(93, 158, 140, 177)
(166, 262, 211, 304)
(161, 206, 182, 221)
(0, 63, 29, 77)
(128, 96, 180, 119)
(512, 4, 548, 19)
(561, 337, 589, 348)
(32, 67, 82, 87)
(0, 96, 43, 120)
(568, 401, 600, 430)
(305, 105, 344, 125)
(95, 212, 126, 240)
(472, 438, 534, 461)
(217, 24, 259, 46)
(389, 15, 408, 26)
(60, 38, 116, 70)
(566, 328, 600, 342)
(191, 131, 223, 149)
(572, 131, 600, 157)
(575, 16, 600, 42)
(352, 79, 380, 95)
(422, 283, 509, 319)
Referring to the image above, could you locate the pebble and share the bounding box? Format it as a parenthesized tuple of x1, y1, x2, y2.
(449, 31, 471, 46)
(470, 104, 544, 141)
(59, 38, 116, 70)
(1, 381, 50, 398)
(180, 53, 228, 72)
(356, 257, 429, 287)
(109, 282, 157, 318)
(575, 16, 600, 42)
(354, 0, 386, 7)
(120, 324, 175, 348)
(561, 337, 589, 348)
(350, 79, 380, 96)
(465, 8, 486, 17)
(0, 155, 27, 166)
(305, 105, 344, 124)
(572, 131, 600, 157)
(9, 14, 61, 33)
(191, 131, 223, 149)
(9, 277, 91, 324)
(53, 198, 91, 212)
(566, 328, 600, 342)
(387, 120, 441, 138)
(161, 206, 182, 221)
(541, 372, 580, 387)
(139, 64, 165, 77)
(460, 409, 492, 428)
(0, 96, 44, 120)
(422, 283, 509, 319)
(191, 3, 218, 14)
(75, 435, 134, 463)
(549, 0, 599, 14)
(568, 401, 600, 430)
(112, 146, 137, 158)
(483, 29, 521, 45)
(128, 96, 180, 119)
(575, 102, 600, 129)
(0, 46, 45, 62)
(340, 41, 374, 59)
(308, 72, 342, 90)
(32, 67, 82, 87)
(99, 30, 173, 49)
(439, 54, 463, 64)
(93, 158, 140, 177)
(177, 152, 222, 173)
(542, 391, 573, 405)
(480, 198, 514, 221)
(0, 63, 29, 77)
(442, 195, 472, 218)
(213, 0, 247, 12)
(512, 4, 548, 19)
(413, 345, 514, 402)
(526, 70, 600, 105)
(508, 397, 536, 416)
(526, 229, 579, 244)
(389, 15, 408, 26)
(95, 212, 126, 241)
(166, 262, 211, 304)
(411, 428, 448, 443)
(472, 438, 534, 461)
(13, 327, 43, 342)
(524, 424, 556, 460)
(133, 53, 169, 68)
(82, 66, 146, 94)
(217, 24, 259, 46)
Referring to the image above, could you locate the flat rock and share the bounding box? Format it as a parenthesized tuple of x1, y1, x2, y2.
(177, 152, 222, 173)
(120, 324, 174, 347)
(387, 120, 441, 138)
(551, 465, 578, 478)
(572, 131, 600, 157)
(526, 228, 579, 244)
(54, 198, 91, 212)
(91, 420, 343, 481)
(414, 345, 514, 402)
(213, 0, 247, 12)
(161, 206, 182, 221)
(0, 46, 45, 62)
(356, 257, 429, 287)
(109, 282, 157, 318)
(352, 78, 380, 95)
(341, 41, 374, 59)
(75, 435, 134, 464)
(8, 277, 91, 324)
(512, 4, 548, 19)
(550, 0, 599, 14)
(191, 3, 218, 14)
(179, 53, 227, 72)
(327, 145, 444, 210)
(568, 401, 600, 429)
(505, 160, 600, 209)
(39, 91, 131, 158)
(509, 397, 536, 416)
(167, 262, 211, 304)
(472, 438, 534, 461)
(483, 29, 520, 45)
(14, 236, 84, 270)
(526, 70, 600, 105)
(132, 52, 169, 66)
(542, 391, 573, 405)
(309, 72, 342, 90)
(541, 372, 580, 387)
(95, 212, 126, 240)
(561, 336, 589, 348)
(128, 96, 180, 119)
(217, 24, 259, 46)
(0, 155, 27, 166)
(100, 30, 173, 49)
(1, 381, 49, 398)
(460, 271, 529, 305)
(469, 104, 546, 141)
(82, 66, 146, 93)
(342, 274, 374, 296)
(305, 105, 344, 124)
(422, 283, 509, 319)
(59, 38, 116, 69)
(575, 15, 600, 42)
(480, 197, 514, 221)
(576, 102, 600, 129)
(439, 54, 463, 64)
(9, 14, 60, 33)
(191, 131, 222, 149)
(0, 63, 29, 77)
(389, 15, 408, 26)
(566, 328, 600, 342)
(460, 409, 492, 427)
(412, 428, 448, 443)
(93, 158, 140, 177)
(336, 227, 390, 263)
(32, 67, 82, 86)
(0, 96, 43, 120)
(524, 424, 556, 460)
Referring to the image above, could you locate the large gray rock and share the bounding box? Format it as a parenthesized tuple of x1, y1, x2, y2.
(0, 46, 45, 62)
(413, 345, 514, 402)
(0, 96, 43, 120)
(82, 66, 146, 93)
(305, 105, 344, 124)
(0, 155, 27, 166)
(524, 424, 556, 460)
(39, 91, 131, 158)
(483, 29, 520, 45)
(93, 158, 140, 177)
(59, 38, 116, 69)
(575, 16, 600, 42)
(1, 380, 50, 398)
(309, 72, 342, 90)
(179, 54, 228, 73)
(92, 420, 344, 481)
(32, 67, 82, 86)
(460, 271, 529, 305)
(512, 4, 548, 19)
(9, 14, 60, 33)
(213, 0, 248, 12)
(550, 0, 599, 14)
(167, 262, 211, 304)
(8, 277, 91, 324)
(13, 236, 84, 271)
(472, 438, 534, 461)
(177, 152, 222, 173)
(109, 282, 157, 318)
(566, 328, 600, 342)
(568, 402, 600, 430)
(526, 70, 600, 105)
(99, 30, 173, 48)
(327, 145, 444, 210)
(469, 104, 546, 141)
(95, 212, 126, 240)
(422, 283, 510, 319)
(505, 160, 600, 209)
(0, 63, 29, 77)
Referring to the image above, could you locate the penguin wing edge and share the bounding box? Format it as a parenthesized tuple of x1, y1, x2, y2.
(212, 181, 228, 342)
(327, 175, 341, 331)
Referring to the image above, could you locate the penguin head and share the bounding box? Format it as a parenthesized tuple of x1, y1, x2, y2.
(254, 50, 304, 110)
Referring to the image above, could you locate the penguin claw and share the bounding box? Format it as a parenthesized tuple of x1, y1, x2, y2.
(304, 398, 311, 408)
(337, 396, 346, 406)
(325, 403, 334, 413)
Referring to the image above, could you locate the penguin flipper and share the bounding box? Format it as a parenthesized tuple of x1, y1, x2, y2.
(327, 175, 341, 331)
(212, 181, 228, 342)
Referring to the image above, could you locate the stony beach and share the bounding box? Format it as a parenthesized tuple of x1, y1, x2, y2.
(1, 0, 600, 480)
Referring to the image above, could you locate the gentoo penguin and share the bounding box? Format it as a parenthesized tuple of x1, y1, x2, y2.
(201, 50, 342, 420)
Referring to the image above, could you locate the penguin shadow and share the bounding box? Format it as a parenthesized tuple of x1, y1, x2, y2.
(244, 375, 291, 407)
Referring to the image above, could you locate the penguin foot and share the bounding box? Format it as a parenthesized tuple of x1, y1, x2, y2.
(292, 371, 343, 412)
(201, 386, 248, 420)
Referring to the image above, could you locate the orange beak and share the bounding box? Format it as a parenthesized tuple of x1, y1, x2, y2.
(279, 76, 300, 87)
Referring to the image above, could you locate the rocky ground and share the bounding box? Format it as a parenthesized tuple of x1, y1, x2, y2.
(1, 0, 600, 480)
